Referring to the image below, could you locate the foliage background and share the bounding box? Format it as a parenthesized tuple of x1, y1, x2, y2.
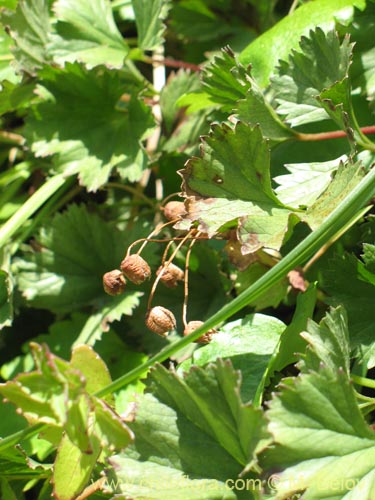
(0, 0, 375, 499)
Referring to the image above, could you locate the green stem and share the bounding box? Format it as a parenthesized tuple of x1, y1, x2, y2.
(0, 423, 45, 453)
(0, 173, 66, 249)
(95, 165, 375, 398)
(352, 374, 375, 390)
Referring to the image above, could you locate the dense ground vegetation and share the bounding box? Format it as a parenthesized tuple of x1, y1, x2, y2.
(0, 0, 375, 498)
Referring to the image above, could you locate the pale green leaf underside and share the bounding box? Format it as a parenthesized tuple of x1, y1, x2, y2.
(274, 156, 345, 207)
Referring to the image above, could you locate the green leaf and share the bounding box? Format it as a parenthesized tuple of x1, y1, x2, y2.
(177, 121, 295, 251)
(271, 284, 317, 373)
(179, 313, 285, 402)
(107, 457, 238, 499)
(170, 0, 233, 43)
(132, 0, 170, 51)
(1, 0, 51, 75)
(0, 446, 51, 480)
(201, 47, 251, 111)
(93, 398, 134, 451)
(274, 156, 345, 208)
(271, 28, 353, 127)
(52, 433, 101, 500)
(0, 79, 34, 115)
(0, 27, 20, 83)
(345, 2, 375, 99)
(113, 360, 269, 495)
(72, 292, 142, 346)
(198, 47, 293, 141)
(179, 123, 361, 253)
(48, 0, 129, 68)
(70, 345, 112, 397)
(0, 270, 13, 329)
(233, 261, 289, 311)
(160, 70, 201, 134)
(304, 161, 365, 230)
(145, 361, 267, 468)
(239, 0, 365, 87)
(300, 306, 351, 375)
(263, 368, 375, 499)
(25, 63, 155, 191)
(15, 204, 144, 314)
(319, 251, 375, 368)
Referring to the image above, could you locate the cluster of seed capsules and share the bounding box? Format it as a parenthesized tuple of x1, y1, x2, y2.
(102, 201, 217, 344)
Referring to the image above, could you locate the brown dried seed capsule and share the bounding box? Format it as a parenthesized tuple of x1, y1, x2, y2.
(145, 306, 176, 337)
(156, 263, 184, 288)
(120, 254, 151, 284)
(103, 270, 126, 296)
(162, 201, 186, 221)
(183, 320, 218, 344)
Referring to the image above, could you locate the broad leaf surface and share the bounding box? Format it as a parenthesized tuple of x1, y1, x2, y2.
(201, 47, 251, 111)
(25, 63, 154, 191)
(265, 284, 317, 375)
(304, 161, 365, 230)
(300, 306, 351, 375)
(15, 204, 145, 315)
(346, 2, 375, 99)
(108, 457, 237, 499)
(272, 28, 353, 127)
(179, 313, 285, 402)
(0, 27, 20, 83)
(177, 121, 293, 248)
(178, 122, 364, 253)
(52, 433, 101, 500)
(263, 368, 375, 499)
(1, 0, 51, 74)
(111, 361, 269, 498)
(160, 70, 201, 135)
(274, 156, 345, 207)
(239, 0, 365, 87)
(319, 251, 375, 368)
(132, 0, 170, 51)
(184, 47, 292, 141)
(0, 80, 34, 115)
(49, 0, 129, 68)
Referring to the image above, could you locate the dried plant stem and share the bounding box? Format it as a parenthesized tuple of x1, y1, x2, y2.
(161, 239, 175, 265)
(125, 220, 177, 256)
(147, 230, 195, 310)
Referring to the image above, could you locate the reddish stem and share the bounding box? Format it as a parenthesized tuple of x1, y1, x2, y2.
(143, 56, 201, 72)
(297, 125, 375, 141)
